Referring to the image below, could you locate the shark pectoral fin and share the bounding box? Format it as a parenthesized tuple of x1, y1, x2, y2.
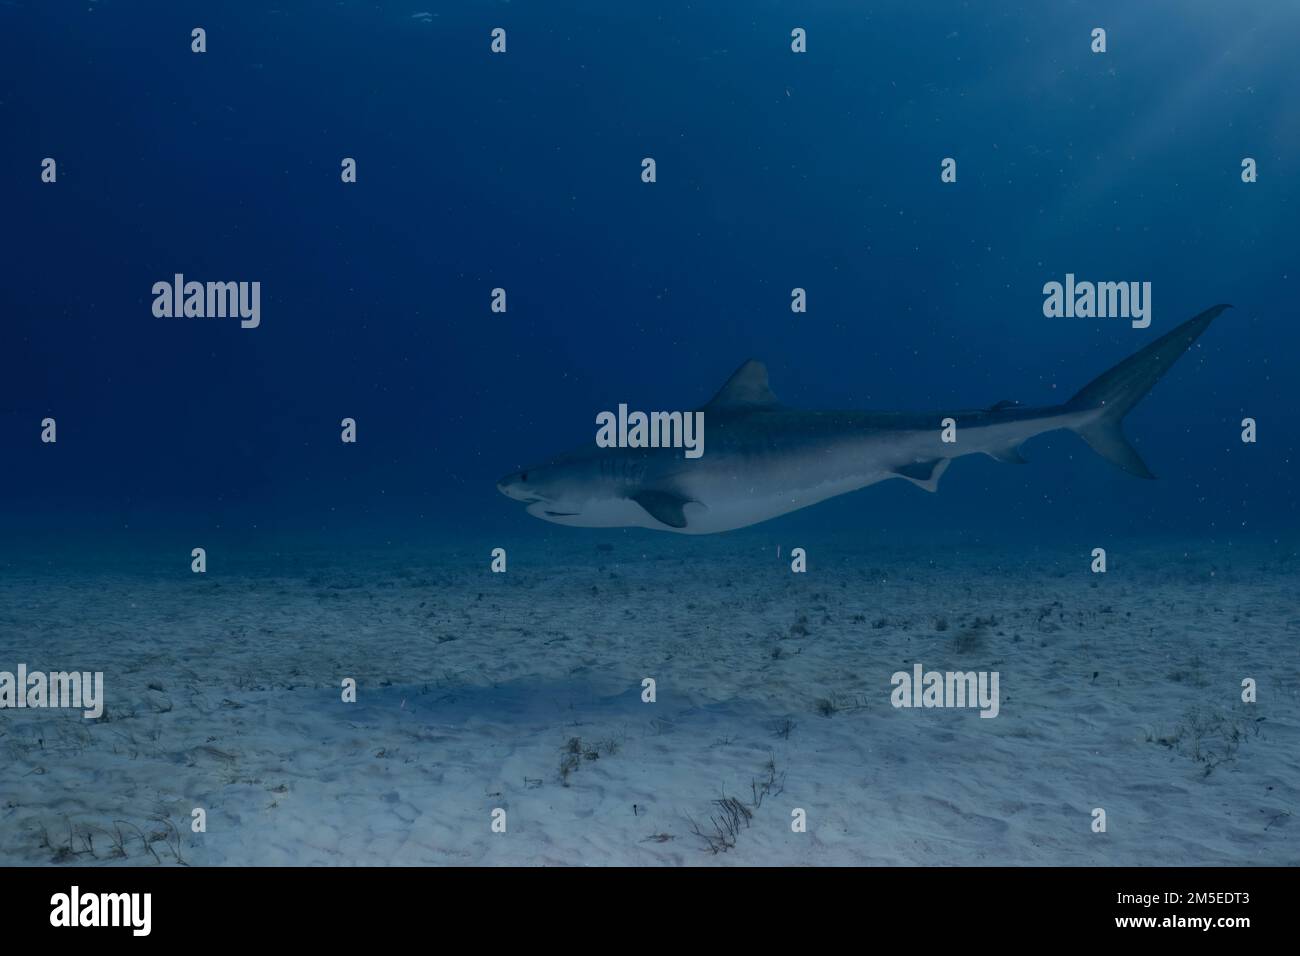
(630, 490, 692, 528)
(982, 447, 1024, 465)
(893, 458, 950, 492)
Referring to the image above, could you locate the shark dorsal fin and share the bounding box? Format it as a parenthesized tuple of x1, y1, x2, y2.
(705, 360, 779, 410)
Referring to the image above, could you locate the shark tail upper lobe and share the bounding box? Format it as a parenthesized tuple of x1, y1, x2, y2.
(1064, 304, 1230, 478)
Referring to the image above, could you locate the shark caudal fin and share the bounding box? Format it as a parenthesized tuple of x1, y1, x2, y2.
(1064, 304, 1229, 478)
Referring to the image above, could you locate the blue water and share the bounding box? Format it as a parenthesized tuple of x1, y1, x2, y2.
(2, 2, 1298, 868)
(4, 0, 1296, 546)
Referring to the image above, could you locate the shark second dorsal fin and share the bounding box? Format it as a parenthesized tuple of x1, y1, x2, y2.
(705, 360, 780, 410)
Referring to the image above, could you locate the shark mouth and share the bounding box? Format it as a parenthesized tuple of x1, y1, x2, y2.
(525, 500, 580, 519)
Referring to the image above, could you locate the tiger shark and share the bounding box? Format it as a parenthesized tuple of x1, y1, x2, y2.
(498, 305, 1228, 534)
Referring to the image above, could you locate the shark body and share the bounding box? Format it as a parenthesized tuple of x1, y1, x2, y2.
(498, 305, 1228, 534)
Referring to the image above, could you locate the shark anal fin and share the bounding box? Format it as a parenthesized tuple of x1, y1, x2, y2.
(893, 458, 950, 492)
(630, 490, 692, 528)
(987, 445, 1028, 464)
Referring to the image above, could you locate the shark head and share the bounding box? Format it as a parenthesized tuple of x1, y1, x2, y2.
(496, 460, 600, 524)
(497, 360, 780, 533)
(498, 445, 699, 528)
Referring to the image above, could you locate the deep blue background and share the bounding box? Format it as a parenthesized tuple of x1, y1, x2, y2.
(3, 1, 1296, 547)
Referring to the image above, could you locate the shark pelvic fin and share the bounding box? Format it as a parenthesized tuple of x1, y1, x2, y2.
(986, 445, 1028, 464)
(630, 490, 692, 528)
(705, 360, 780, 410)
(893, 458, 950, 492)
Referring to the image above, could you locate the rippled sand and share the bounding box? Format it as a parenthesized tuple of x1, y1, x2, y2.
(1, 532, 1295, 865)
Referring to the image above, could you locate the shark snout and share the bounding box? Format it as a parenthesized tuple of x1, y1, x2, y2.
(498, 469, 588, 521)
(497, 471, 541, 503)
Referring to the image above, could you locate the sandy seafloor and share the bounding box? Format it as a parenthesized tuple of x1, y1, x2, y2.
(1, 530, 1296, 866)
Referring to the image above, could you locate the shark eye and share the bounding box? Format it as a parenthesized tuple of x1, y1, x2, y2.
(519, 472, 528, 482)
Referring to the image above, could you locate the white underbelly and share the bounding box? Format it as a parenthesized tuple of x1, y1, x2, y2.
(532, 471, 893, 535)
(670, 471, 891, 534)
